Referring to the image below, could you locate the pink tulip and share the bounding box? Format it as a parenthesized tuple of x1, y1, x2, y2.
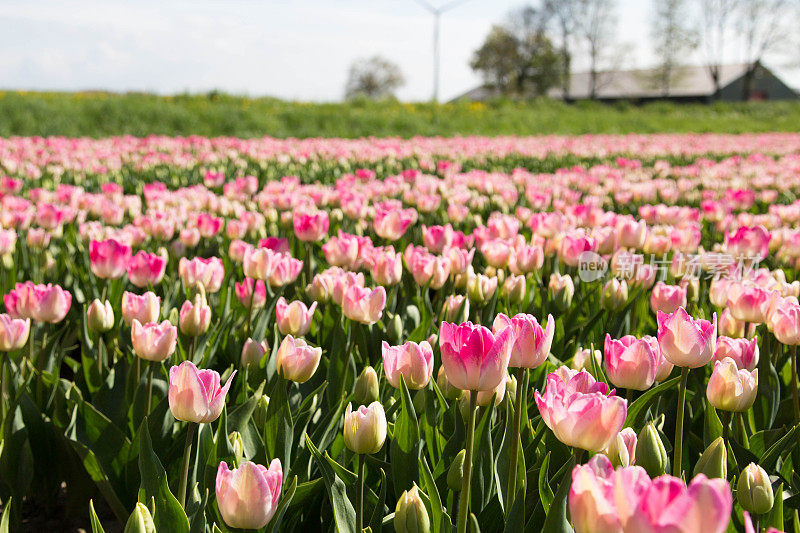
(258, 237, 290, 254)
(342, 284, 386, 325)
(179, 295, 212, 337)
(743, 512, 783, 533)
(657, 307, 716, 368)
(179, 227, 201, 248)
(649, 282, 687, 315)
(422, 224, 453, 253)
(369, 248, 403, 286)
(492, 313, 554, 369)
(179, 257, 224, 293)
(726, 282, 771, 324)
(642, 335, 673, 381)
(604, 334, 658, 391)
(89, 238, 132, 280)
(713, 336, 759, 371)
(168, 360, 235, 423)
(235, 278, 267, 310)
(293, 210, 329, 242)
(195, 212, 222, 238)
(131, 319, 177, 362)
(409, 253, 450, 289)
(569, 454, 732, 533)
(276, 335, 322, 383)
(0, 313, 30, 351)
(442, 294, 470, 323)
(23, 283, 71, 323)
(216, 460, 282, 529)
(322, 231, 359, 267)
(126, 250, 167, 287)
(374, 207, 416, 241)
(770, 299, 800, 345)
(706, 357, 758, 412)
(558, 232, 597, 267)
(268, 255, 303, 287)
(603, 427, 638, 467)
(616, 217, 646, 249)
(332, 271, 364, 306)
(275, 297, 317, 337)
(28, 229, 50, 248)
(243, 247, 279, 280)
(509, 244, 544, 274)
(535, 368, 627, 451)
(438, 321, 513, 391)
(725, 225, 771, 261)
(481, 240, 512, 268)
(0, 229, 16, 256)
(381, 340, 434, 390)
(121, 291, 161, 326)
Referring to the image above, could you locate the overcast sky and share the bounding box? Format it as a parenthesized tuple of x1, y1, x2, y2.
(0, 0, 796, 101)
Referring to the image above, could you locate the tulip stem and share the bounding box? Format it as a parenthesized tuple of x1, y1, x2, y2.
(736, 413, 749, 448)
(457, 390, 478, 533)
(356, 453, 365, 532)
(0, 352, 6, 425)
(178, 422, 196, 509)
(673, 367, 689, 478)
(792, 345, 799, 426)
(146, 361, 155, 414)
(505, 366, 524, 515)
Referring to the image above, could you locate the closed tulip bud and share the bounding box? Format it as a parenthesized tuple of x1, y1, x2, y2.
(601, 278, 628, 312)
(436, 366, 463, 400)
(447, 450, 466, 491)
(253, 394, 270, 428)
(681, 277, 700, 303)
(501, 274, 526, 304)
(343, 402, 387, 455)
(179, 294, 211, 337)
(123, 502, 155, 533)
(549, 273, 574, 312)
(228, 431, 245, 464)
(241, 338, 268, 367)
(706, 357, 758, 412)
(354, 366, 380, 405)
(603, 427, 637, 467)
(693, 437, 727, 479)
(86, 299, 114, 333)
(738, 463, 774, 515)
(442, 295, 469, 323)
(636, 423, 669, 477)
(394, 485, 430, 533)
(387, 313, 403, 344)
(467, 273, 497, 304)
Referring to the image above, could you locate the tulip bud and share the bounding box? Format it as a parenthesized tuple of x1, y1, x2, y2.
(501, 274, 526, 305)
(394, 485, 430, 533)
(179, 293, 212, 337)
(343, 402, 387, 455)
(241, 338, 269, 367)
(253, 394, 270, 428)
(601, 278, 628, 312)
(447, 450, 466, 491)
(228, 431, 245, 465)
(87, 299, 114, 333)
(693, 437, 727, 479)
(549, 273, 574, 312)
(387, 313, 403, 344)
(635, 423, 669, 477)
(603, 427, 637, 467)
(124, 502, 156, 533)
(737, 463, 774, 515)
(680, 277, 700, 303)
(354, 366, 380, 405)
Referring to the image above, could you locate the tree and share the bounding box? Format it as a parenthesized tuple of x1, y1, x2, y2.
(650, 0, 698, 96)
(699, 0, 737, 99)
(542, 0, 578, 99)
(574, 0, 618, 99)
(735, 0, 792, 100)
(469, 7, 561, 97)
(344, 56, 405, 100)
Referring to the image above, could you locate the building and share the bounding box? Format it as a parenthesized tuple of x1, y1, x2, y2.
(452, 63, 797, 103)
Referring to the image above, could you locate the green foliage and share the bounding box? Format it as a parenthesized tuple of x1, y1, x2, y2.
(2, 91, 800, 138)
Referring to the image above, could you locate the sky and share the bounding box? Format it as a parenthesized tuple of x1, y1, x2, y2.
(0, 0, 796, 102)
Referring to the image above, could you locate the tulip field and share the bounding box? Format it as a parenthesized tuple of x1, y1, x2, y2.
(3, 133, 800, 532)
